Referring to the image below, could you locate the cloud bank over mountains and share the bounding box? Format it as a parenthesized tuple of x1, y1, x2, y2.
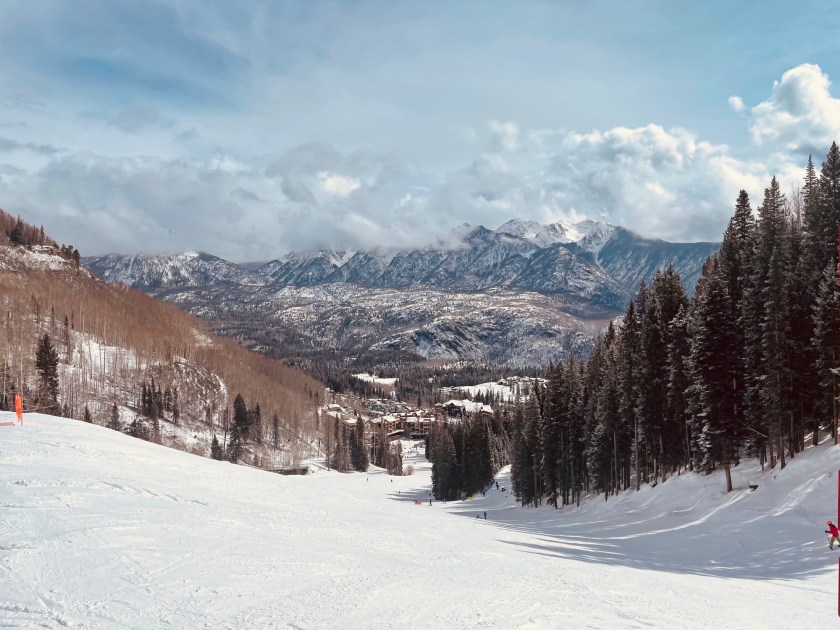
(1, 62, 838, 261)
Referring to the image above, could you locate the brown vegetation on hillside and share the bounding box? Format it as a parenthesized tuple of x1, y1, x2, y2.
(0, 209, 323, 465)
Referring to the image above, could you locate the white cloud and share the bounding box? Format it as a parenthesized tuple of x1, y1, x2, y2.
(318, 172, 361, 197)
(728, 96, 745, 113)
(488, 120, 520, 152)
(0, 122, 785, 260)
(8, 63, 834, 259)
(749, 64, 840, 153)
(208, 155, 250, 174)
(535, 123, 776, 241)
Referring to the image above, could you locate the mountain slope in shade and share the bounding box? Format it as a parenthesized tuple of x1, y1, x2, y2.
(511, 243, 626, 307)
(257, 247, 356, 286)
(593, 227, 718, 297)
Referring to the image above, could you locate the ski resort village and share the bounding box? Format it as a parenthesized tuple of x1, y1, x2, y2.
(5, 2, 840, 628)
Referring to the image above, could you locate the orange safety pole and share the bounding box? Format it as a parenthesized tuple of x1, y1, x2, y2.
(14, 394, 22, 424)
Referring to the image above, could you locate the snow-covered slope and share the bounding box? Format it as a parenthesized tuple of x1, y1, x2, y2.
(258, 247, 356, 286)
(163, 283, 603, 366)
(496, 217, 578, 247)
(1, 413, 837, 628)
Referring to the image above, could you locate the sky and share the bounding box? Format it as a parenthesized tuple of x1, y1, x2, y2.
(1, 0, 840, 262)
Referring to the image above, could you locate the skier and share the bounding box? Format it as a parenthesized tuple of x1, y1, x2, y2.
(827, 521, 840, 549)
(483, 511, 487, 520)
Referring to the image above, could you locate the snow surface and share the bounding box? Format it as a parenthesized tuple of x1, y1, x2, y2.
(1, 412, 838, 628)
(352, 373, 398, 386)
(441, 378, 546, 403)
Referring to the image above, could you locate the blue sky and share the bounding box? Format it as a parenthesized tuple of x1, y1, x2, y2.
(1, 0, 839, 260)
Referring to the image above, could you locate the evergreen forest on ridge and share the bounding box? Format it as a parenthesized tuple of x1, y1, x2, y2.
(427, 143, 840, 505)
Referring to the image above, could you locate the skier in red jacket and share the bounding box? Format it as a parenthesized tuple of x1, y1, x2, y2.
(826, 521, 840, 549)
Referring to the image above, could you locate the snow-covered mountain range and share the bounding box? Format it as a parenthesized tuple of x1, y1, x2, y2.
(86, 250, 263, 289)
(84, 218, 718, 365)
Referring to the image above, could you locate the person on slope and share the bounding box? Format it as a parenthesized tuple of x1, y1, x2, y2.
(826, 521, 840, 549)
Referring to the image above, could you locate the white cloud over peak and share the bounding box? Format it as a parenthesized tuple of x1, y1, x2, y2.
(749, 64, 840, 154)
(542, 124, 770, 241)
(5, 63, 837, 260)
(0, 118, 787, 260)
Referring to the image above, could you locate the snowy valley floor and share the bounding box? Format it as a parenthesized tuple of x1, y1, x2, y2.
(1, 412, 838, 629)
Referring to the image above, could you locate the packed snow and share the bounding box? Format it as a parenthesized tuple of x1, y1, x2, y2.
(1, 412, 838, 628)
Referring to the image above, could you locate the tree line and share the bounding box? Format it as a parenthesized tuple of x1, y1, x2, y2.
(509, 142, 840, 507)
(427, 411, 511, 500)
(0, 208, 80, 265)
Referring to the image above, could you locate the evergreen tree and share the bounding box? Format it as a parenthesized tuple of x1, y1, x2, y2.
(83, 404, 92, 423)
(35, 333, 59, 414)
(351, 417, 369, 471)
(431, 427, 457, 500)
(821, 142, 840, 237)
(109, 403, 120, 430)
(229, 393, 249, 463)
(211, 434, 224, 460)
(250, 403, 263, 443)
(812, 262, 840, 442)
(172, 387, 180, 424)
(686, 264, 742, 490)
(666, 306, 692, 468)
(386, 441, 403, 476)
(758, 178, 792, 469)
(272, 412, 281, 449)
(331, 420, 351, 472)
(542, 363, 563, 506)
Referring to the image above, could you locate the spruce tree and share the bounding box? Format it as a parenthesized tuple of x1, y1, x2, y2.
(687, 265, 741, 490)
(541, 364, 563, 506)
(229, 393, 249, 463)
(211, 434, 224, 460)
(812, 262, 840, 441)
(666, 306, 691, 468)
(35, 333, 59, 414)
(352, 417, 369, 471)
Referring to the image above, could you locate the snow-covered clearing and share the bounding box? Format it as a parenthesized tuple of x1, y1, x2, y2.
(442, 378, 542, 403)
(0, 412, 837, 628)
(352, 373, 398, 386)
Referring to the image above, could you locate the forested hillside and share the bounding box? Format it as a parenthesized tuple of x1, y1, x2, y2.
(0, 209, 323, 466)
(507, 143, 840, 505)
(427, 143, 840, 506)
